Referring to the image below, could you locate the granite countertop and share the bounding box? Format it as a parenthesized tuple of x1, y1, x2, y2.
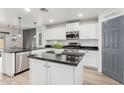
(3, 47, 45, 53)
(45, 45, 99, 51)
(28, 51, 85, 66)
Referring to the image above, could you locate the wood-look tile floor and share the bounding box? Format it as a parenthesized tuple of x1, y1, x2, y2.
(0, 71, 29, 85)
(0, 68, 121, 85)
(84, 68, 121, 85)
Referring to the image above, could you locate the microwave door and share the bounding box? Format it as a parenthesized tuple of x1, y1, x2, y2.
(66, 34, 74, 39)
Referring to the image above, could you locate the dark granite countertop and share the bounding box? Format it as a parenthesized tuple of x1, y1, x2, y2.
(3, 47, 45, 53)
(28, 51, 85, 66)
(45, 45, 99, 51)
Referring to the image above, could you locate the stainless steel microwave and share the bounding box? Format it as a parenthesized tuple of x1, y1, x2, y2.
(66, 31, 79, 40)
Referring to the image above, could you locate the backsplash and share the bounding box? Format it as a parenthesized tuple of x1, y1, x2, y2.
(80, 39, 98, 46)
(46, 39, 98, 47)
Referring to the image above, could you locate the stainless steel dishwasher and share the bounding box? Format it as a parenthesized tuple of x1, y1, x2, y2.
(15, 52, 30, 74)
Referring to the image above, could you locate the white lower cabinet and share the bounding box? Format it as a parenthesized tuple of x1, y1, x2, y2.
(30, 59, 47, 85)
(47, 62, 73, 85)
(83, 51, 99, 69)
(29, 58, 83, 85)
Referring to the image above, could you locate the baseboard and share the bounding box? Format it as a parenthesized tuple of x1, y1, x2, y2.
(84, 66, 98, 71)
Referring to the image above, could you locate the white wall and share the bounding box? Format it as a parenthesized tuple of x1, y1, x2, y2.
(0, 25, 23, 48)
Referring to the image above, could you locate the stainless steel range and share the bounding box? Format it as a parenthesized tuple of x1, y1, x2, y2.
(64, 42, 81, 53)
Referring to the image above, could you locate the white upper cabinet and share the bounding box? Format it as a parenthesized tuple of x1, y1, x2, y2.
(45, 22, 98, 40)
(66, 22, 79, 32)
(46, 27, 66, 40)
(79, 23, 98, 39)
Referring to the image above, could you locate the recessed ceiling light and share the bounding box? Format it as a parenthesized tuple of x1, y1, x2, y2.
(24, 8, 31, 12)
(49, 19, 54, 23)
(78, 13, 83, 17)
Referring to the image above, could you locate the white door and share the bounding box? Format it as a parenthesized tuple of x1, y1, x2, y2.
(47, 62, 74, 85)
(30, 59, 47, 85)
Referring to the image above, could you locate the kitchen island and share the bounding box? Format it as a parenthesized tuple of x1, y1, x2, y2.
(1, 47, 45, 76)
(28, 51, 85, 85)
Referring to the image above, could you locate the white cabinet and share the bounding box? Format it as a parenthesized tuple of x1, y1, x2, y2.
(82, 50, 99, 69)
(30, 59, 47, 85)
(1, 53, 15, 76)
(47, 62, 74, 85)
(45, 22, 98, 40)
(46, 27, 66, 40)
(29, 58, 83, 85)
(2, 51, 31, 76)
(79, 23, 98, 39)
(66, 22, 79, 32)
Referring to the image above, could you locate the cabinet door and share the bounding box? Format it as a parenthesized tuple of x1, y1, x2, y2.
(79, 23, 98, 39)
(47, 62, 74, 85)
(83, 51, 98, 68)
(46, 27, 65, 40)
(1, 53, 15, 76)
(30, 59, 47, 85)
(87, 23, 97, 39)
(79, 25, 88, 39)
(85, 54, 97, 68)
(54, 27, 65, 39)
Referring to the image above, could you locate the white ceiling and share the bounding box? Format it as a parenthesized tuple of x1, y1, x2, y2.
(0, 8, 106, 28)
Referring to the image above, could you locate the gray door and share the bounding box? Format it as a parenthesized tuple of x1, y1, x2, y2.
(102, 16, 123, 83)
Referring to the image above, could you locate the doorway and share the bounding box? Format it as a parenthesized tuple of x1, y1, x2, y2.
(0, 38, 5, 49)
